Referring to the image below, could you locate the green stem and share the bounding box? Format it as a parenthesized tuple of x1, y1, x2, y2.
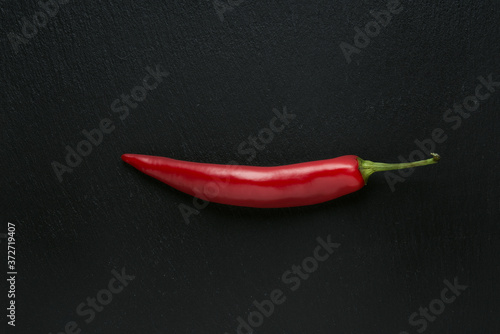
(357, 153, 440, 184)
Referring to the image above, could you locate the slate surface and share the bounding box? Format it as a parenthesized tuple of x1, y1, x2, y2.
(1, 1, 500, 333)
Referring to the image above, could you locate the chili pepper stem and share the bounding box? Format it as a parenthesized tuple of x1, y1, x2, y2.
(357, 153, 440, 184)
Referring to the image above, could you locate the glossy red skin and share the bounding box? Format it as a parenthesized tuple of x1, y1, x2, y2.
(122, 154, 365, 208)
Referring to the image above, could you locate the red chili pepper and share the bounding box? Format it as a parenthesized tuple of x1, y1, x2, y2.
(121, 153, 440, 208)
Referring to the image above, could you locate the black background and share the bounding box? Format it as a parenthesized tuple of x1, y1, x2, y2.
(2, 0, 500, 333)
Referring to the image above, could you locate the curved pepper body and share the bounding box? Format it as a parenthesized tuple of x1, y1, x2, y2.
(122, 154, 365, 208)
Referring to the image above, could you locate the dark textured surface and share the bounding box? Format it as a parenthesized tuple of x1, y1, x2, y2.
(1, 1, 500, 333)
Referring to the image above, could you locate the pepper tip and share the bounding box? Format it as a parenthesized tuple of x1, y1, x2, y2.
(121, 154, 133, 163)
